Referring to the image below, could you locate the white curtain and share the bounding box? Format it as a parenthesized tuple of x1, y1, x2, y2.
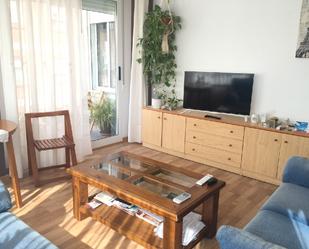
(128, 0, 149, 143)
(0, 0, 92, 177)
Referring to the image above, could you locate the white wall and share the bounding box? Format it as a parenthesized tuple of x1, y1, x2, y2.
(155, 0, 309, 121)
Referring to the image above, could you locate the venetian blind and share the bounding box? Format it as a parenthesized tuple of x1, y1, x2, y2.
(82, 0, 117, 15)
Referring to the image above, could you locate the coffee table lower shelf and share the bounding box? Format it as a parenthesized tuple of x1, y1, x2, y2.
(79, 204, 208, 249)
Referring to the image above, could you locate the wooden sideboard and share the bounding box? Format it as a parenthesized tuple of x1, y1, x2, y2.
(142, 107, 309, 185)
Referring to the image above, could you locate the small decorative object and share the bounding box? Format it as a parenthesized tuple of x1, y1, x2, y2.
(151, 98, 161, 109)
(151, 86, 163, 109)
(267, 117, 279, 129)
(250, 114, 259, 124)
(244, 116, 249, 122)
(296, 0, 309, 58)
(295, 121, 308, 132)
(160, 0, 174, 54)
(260, 114, 267, 127)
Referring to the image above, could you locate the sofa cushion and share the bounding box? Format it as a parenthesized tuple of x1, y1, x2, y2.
(245, 210, 309, 249)
(216, 225, 287, 249)
(0, 212, 58, 249)
(283, 156, 309, 189)
(261, 183, 309, 226)
(0, 180, 12, 213)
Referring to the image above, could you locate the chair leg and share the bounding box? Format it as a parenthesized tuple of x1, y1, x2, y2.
(65, 148, 70, 168)
(29, 145, 40, 187)
(71, 146, 77, 166)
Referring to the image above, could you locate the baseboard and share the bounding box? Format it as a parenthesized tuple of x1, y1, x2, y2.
(242, 170, 280, 185)
(142, 143, 185, 158)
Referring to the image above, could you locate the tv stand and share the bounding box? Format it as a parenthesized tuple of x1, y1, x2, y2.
(204, 114, 221, 120)
(142, 107, 309, 186)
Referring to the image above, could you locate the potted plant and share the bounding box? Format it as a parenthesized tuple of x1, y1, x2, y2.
(161, 86, 182, 111)
(137, 5, 181, 108)
(90, 97, 116, 135)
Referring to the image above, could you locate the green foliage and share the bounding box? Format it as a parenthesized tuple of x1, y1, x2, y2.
(160, 86, 182, 110)
(137, 5, 181, 87)
(90, 98, 116, 134)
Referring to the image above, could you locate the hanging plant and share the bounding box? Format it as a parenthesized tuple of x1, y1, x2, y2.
(137, 5, 181, 87)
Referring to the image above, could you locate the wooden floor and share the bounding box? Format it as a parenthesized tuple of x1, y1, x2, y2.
(2, 143, 277, 249)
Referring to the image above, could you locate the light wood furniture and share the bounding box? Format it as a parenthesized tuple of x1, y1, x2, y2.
(277, 134, 309, 180)
(142, 107, 309, 185)
(0, 120, 22, 208)
(162, 113, 186, 153)
(241, 128, 282, 182)
(142, 109, 162, 147)
(25, 110, 77, 187)
(68, 151, 225, 249)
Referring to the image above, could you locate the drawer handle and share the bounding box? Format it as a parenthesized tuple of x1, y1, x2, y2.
(194, 124, 197, 127)
(274, 139, 278, 142)
(163, 117, 167, 120)
(230, 130, 234, 134)
(192, 148, 196, 151)
(193, 136, 196, 139)
(284, 141, 288, 144)
(228, 157, 231, 161)
(157, 116, 161, 119)
(229, 144, 233, 147)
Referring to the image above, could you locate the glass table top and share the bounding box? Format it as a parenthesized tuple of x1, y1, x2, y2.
(151, 169, 197, 188)
(92, 162, 137, 180)
(133, 177, 182, 199)
(91, 153, 199, 200)
(110, 156, 155, 171)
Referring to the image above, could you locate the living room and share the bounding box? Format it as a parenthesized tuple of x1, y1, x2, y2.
(0, 0, 308, 249)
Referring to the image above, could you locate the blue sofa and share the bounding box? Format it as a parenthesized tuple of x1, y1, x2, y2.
(217, 156, 309, 249)
(0, 180, 58, 249)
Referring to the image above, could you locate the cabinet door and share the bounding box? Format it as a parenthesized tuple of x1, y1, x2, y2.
(241, 128, 282, 178)
(162, 113, 186, 153)
(277, 135, 309, 179)
(142, 109, 162, 147)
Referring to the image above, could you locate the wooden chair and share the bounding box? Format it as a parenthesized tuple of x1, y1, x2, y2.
(25, 110, 77, 187)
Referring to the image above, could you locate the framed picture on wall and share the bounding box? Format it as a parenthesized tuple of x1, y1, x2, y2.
(296, 0, 309, 58)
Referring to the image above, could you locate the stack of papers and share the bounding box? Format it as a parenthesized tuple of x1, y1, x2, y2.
(154, 212, 205, 246)
(136, 208, 164, 226)
(87, 199, 102, 209)
(94, 192, 116, 206)
(113, 198, 139, 216)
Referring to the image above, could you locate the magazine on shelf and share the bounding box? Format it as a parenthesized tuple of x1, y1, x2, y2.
(94, 192, 116, 206)
(154, 212, 205, 246)
(113, 198, 139, 216)
(136, 209, 164, 227)
(86, 199, 102, 209)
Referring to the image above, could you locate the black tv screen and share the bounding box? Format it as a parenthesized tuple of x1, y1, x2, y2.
(183, 71, 254, 115)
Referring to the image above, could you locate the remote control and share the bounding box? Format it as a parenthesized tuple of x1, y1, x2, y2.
(206, 177, 218, 186)
(196, 174, 213, 186)
(173, 192, 191, 204)
(204, 114, 221, 120)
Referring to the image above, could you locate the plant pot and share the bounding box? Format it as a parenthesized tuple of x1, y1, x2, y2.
(100, 125, 111, 135)
(151, 98, 161, 109)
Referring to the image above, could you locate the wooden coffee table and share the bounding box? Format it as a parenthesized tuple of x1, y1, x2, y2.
(68, 151, 225, 249)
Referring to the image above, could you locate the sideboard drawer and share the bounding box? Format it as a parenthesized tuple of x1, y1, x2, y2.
(186, 118, 244, 140)
(186, 130, 243, 154)
(185, 142, 241, 168)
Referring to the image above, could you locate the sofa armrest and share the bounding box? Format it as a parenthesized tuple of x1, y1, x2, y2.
(216, 225, 287, 249)
(0, 180, 12, 213)
(282, 156, 309, 188)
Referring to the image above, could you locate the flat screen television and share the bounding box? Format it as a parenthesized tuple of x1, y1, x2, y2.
(183, 71, 254, 115)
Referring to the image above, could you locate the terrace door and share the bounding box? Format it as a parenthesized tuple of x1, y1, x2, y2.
(82, 0, 124, 148)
